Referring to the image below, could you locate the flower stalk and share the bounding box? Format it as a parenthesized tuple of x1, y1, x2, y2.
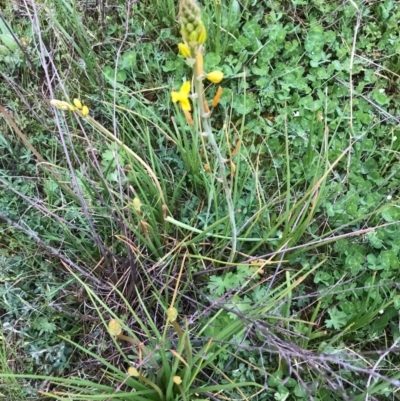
(108, 320, 158, 368)
(173, 0, 237, 262)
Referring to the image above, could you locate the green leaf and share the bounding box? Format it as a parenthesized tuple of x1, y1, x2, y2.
(345, 251, 364, 275)
(121, 51, 136, 68)
(332, 60, 343, 71)
(371, 89, 389, 106)
(380, 250, 399, 270)
(204, 52, 221, 69)
(242, 21, 262, 39)
(0, 34, 18, 51)
(294, 383, 307, 397)
(32, 317, 57, 335)
(207, 276, 226, 296)
(381, 206, 400, 222)
(268, 371, 283, 387)
(103, 65, 127, 82)
(233, 95, 255, 115)
(325, 307, 348, 330)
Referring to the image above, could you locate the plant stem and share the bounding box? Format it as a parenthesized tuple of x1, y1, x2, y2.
(193, 57, 237, 262)
(116, 334, 158, 368)
(139, 375, 165, 401)
(215, 1, 221, 54)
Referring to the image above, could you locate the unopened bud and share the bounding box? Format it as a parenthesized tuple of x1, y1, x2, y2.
(167, 307, 178, 322)
(128, 367, 139, 377)
(108, 319, 122, 336)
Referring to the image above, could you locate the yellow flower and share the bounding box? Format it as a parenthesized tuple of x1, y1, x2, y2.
(171, 81, 191, 111)
(178, 43, 191, 58)
(73, 98, 83, 109)
(206, 70, 224, 84)
(81, 105, 89, 117)
(173, 376, 182, 385)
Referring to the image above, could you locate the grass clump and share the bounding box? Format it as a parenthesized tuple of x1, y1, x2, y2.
(1, 0, 400, 400)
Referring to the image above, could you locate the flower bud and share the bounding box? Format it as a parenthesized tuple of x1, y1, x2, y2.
(179, 0, 205, 47)
(173, 376, 182, 385)
(206, 70, 224, 84)
(167, 307, 178, 322)
(128, 367, 139, 377)
(178, 43, 191, 58)
(73, 98, 83, 109)
(197, 25, 207, 44)
(133, 197, 141, 213)
(81, 105, 89, 117)
(108, 319, 122, 336)
(186, 23, 194, 33)
(183, 109, 194, 126)
(212, 86, 223, 107)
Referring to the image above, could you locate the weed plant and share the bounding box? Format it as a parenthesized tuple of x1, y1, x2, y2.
(1, 0, 400, 400)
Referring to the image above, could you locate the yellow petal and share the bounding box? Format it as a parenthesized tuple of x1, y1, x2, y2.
(81, 105, 89, 116)
(206, 70, 224, 84)
(180, 98, 191, 111)
(173, 376, 182, 385)
(178, 43, 191, 58)
(171, 91, 181, 103)
(73, 98, 83, 109)
(180, 81, 191, 96)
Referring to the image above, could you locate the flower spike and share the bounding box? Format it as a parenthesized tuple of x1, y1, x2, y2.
(179, 0, 206, 48)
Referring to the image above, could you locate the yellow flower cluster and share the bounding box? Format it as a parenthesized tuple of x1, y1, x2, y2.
(50, 98, 89, 117)
(172, 0, 224, 121)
